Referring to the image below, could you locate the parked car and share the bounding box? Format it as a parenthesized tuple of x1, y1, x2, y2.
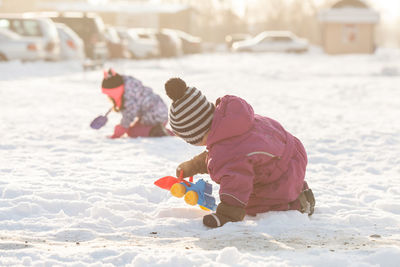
(0, 14, 60, 61)
(0, 28, 45, 61)
(50, 12, 108, 61)
(225, 33, 252, 49)
(171, 29, 202, 54)
(55, 23, 85, 60)
(155, 29, 183, 57)
(232, 31, 309, 53)
(104, 25, 130, 59)
(116, 27, 159, 59)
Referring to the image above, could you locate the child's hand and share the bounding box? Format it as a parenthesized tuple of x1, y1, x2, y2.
(108, 124, 128, 139)
(203, 202, 245, 228)
(176, 151, 208, 177)
(176, 161, 196, 178)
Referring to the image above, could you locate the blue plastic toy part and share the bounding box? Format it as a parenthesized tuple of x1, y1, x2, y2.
(181, 179, 217, 211)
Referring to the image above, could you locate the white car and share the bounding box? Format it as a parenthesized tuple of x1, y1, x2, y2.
(55, 23, 85, 60)
(0, 14, 61, 61)
(232, 31, 309, 53)
(0, 28, 45, 61)
(117, 28, 159, 59)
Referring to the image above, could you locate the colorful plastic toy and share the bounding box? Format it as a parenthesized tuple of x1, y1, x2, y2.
(154, 172, 217, 211)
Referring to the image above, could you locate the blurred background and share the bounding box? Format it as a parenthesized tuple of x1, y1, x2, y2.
(0, 0, 398, 66)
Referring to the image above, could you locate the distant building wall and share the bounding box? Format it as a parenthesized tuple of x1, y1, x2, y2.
(0, 0, 77, 13)
(98, 8, 197, 32)
(319, 0, 379, 55)
(159, 9, 191, 32)
(0, 0, 36, 12)
(99, 12, 159, 28)
(322, 23, 375, 54)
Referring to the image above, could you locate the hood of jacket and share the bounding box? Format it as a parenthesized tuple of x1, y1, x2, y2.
(207, 95, 254, 148)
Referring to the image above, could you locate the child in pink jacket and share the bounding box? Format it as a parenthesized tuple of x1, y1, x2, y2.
(102, 69, 170, 138)
(165, 77, 315, 228)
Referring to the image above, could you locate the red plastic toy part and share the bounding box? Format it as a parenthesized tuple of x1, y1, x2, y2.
(154, 170, 193, 190)
(154, 176, 179, 190)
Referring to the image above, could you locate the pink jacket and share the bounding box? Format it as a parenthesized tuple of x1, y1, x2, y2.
(206, 95, 307, 216)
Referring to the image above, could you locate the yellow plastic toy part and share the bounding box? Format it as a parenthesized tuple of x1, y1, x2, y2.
(199, 205, 211, 211)
(170, 183, 186, 198)
(184, 191, 199, 206)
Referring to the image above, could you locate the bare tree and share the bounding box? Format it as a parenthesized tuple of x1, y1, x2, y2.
(244, 0, 322, 44)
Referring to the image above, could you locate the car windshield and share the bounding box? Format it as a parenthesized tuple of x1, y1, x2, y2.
(57, 24, 81, 42)
(94, 17, 105, 33)
(126, 30, 138, 39)
(42, 19, 59, 39)
(53, 17, 104, 41)
(255, 32, 294, 43)
(271, 36, 293, 42)
(253, 32, 270, 43)
(0, 18, 43, 37)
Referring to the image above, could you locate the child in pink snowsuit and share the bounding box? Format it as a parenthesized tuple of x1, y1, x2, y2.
(165, 78, 315, 228)
(102, 69, 170, 138)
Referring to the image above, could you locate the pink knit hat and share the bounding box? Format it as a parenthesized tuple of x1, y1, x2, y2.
(101, 69, 124, 109)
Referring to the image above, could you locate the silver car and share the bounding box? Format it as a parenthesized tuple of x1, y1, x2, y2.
(0, 14, 61, 61)
(232, 31, 309, 53)
(55, 23, 85, 60)
(117, 27, 160, 59)
(0, 28, 45, 61)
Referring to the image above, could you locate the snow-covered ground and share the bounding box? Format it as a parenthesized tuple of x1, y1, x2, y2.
(1, 49, 400, 266)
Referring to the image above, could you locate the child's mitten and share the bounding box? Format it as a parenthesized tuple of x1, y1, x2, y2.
(109, 124, 128, 139)
(176, 151, 208, 178)
(203, 202, 246, 228)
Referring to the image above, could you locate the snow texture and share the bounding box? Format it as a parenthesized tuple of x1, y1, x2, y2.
(0, 49, 400, 266)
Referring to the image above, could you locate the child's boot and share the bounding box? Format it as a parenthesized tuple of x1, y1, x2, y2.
(203, 202, 246, 228)
(297, 182, 315, 215)
(149, 123, 170, 137)
(298, 189, 315, 215)
(289, 182, 315, 215)
(127, 122, 152, 137)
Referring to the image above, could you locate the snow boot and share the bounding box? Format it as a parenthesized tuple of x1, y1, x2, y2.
(149, 123, 169, 137)
(298, 188, 315, 216)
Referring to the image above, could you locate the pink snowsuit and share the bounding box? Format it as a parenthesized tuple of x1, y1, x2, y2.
(206, 95, 308, 216)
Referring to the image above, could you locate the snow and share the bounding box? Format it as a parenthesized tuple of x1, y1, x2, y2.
(1, 49, 400, 266)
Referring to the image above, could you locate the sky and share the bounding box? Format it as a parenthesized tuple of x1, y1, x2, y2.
(367, 0, 400, 23)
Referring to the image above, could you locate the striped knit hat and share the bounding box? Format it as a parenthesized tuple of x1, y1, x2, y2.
(165, 78, 214, 145)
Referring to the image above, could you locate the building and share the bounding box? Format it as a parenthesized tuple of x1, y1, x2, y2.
(37, 1, 197, 34)
(319, 0, 380, 54)
(0, 0, 197, 34)
(0, 0, 78, 13)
